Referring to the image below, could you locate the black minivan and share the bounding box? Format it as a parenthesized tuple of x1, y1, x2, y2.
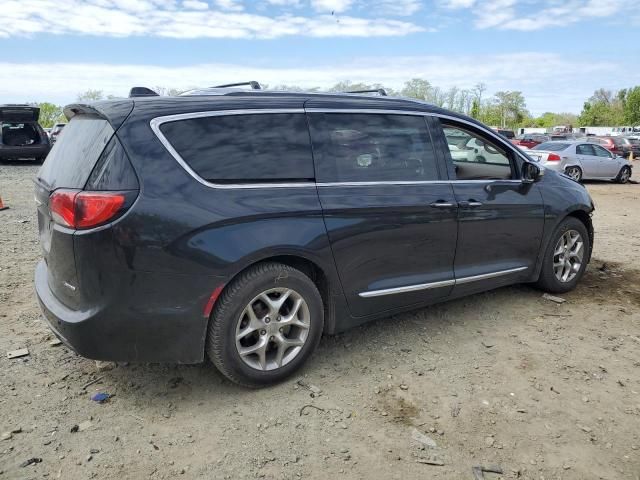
(35, 87, 594, 386)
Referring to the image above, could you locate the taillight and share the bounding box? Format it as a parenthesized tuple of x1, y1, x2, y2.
(50, 189, 126, 229)
(547, 153, 561, 162)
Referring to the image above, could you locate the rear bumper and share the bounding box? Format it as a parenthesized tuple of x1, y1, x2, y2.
(0, 145, 50, 160)
(35, 259, 222, 363)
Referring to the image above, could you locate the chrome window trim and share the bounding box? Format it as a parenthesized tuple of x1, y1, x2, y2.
(358, 266, 528, 298)
(150, 108, 315, 190)
(149, 107, 531, 190)
(316, 179, 522, 188)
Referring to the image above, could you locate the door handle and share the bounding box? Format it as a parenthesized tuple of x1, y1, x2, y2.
(459, 200, 483, 208)
(429, 201, 455, 208)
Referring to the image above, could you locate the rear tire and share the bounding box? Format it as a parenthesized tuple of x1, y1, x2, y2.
(206, 262, 324, 387)
(535, 217, 590, 294)
(615, 166, 631, 184)
(564, 166, 582, 182)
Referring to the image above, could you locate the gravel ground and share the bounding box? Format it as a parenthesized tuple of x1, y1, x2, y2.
(1, 162, 639, 480)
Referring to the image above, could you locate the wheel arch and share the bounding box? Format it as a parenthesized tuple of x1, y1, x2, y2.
(533, 207, 594, 282)
(208, 252, 342, 342)
(565, 209, 594, 263)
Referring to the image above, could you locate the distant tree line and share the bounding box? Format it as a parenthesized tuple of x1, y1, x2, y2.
(30, 82, 640, 130)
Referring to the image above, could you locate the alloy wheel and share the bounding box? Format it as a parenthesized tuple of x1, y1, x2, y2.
(553, 229, 584, 283)
(235, 288, 310, 371)
(619, 167, 631, 183)
(565, 167, 581, 182)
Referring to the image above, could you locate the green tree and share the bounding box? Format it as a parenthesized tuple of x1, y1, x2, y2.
(623, 86, 640, 125)
(77, 89, 105, 101)
(491, 91, 527, 128)
(470, 98, 480, 119)
(400, 78, 431, 100)
(578, 88, 626, 126)
(32, 102, 64, 128)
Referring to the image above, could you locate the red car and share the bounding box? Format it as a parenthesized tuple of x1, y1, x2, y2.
(587, 136, 640, 158)
(512, 134, 550, 149)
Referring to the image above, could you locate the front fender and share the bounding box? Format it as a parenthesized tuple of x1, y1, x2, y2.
(532, 171, 594, 280)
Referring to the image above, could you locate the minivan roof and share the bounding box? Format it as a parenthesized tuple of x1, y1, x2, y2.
(64, 89, 484, 132)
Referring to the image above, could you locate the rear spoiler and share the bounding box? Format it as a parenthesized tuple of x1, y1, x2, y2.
(64, 100, 134, 131)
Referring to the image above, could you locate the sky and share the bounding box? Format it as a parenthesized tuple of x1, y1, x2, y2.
(1, 0, 639, 115)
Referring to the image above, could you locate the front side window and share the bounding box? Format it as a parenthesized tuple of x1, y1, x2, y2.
(160, 113, 314, 183)
(308, 113, 439, 182)
(593, 145, 613, 158)
(442, 124, 513, 180)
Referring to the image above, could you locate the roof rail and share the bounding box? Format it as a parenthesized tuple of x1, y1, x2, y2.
(129, 87, 159, 98)
(212, 81, 261, 90)
(345, 88, 387, 96)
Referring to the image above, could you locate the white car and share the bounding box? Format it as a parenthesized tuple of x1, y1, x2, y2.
(448, 137, 507, 163)
(527, 141, 632, 183)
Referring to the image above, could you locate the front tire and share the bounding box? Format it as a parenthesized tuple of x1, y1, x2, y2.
(206, 262, 324, 387)
(615, 166, 631, 184)
(535, 217, 590, 294)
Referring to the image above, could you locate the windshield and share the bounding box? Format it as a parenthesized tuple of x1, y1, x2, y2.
(533, 142, 570, 151)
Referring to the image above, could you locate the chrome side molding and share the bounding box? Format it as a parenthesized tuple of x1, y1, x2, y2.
(358, 266, 528, 298)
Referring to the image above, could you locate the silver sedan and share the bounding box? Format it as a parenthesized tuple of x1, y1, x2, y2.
(526, 140, 632, 183)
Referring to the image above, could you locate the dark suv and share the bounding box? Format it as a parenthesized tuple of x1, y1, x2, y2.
(35, 87, 594, 387)
(0, 105, 51, 163)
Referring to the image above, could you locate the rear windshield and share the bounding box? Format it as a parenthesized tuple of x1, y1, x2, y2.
(37, 115, 114, 190)
(533, 142, 570, 151)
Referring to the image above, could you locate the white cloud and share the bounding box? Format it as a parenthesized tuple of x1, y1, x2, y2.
(464, 0, 627, 31)
(212, 0, 243, 11)
(438, 0, 476, 8)
(0, 0, 422, 39)
(2, 53, 637, 114)
(183, 0, 209, 9)
(264, 0, 301, 4)
(311, 0, 354, 13)
(372, 0, 422, 16)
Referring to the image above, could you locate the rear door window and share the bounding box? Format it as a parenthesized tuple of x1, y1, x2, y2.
(576, 144, 595, 155)
(37, 115, 114, 190)
(159, 113, 314, 183)
(307, 113, 439, 182)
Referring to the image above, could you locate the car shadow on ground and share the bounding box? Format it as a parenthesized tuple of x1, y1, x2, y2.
(76, 259, 633, 407)
(76, 284, 536, 402)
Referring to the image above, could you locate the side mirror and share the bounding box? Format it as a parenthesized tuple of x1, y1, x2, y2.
(522, 162, 543, 183)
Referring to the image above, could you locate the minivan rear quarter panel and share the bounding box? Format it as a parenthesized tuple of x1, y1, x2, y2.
(90, 97, 345, 360)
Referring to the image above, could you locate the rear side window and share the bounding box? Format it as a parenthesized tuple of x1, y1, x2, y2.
(159, 113, 314, 183)
(37, 115, 114, 189)
(576, 144, 595, 155)
(308, 113, 439, 182)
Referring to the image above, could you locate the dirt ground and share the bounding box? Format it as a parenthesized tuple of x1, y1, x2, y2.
(1, 163, 639, 480)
